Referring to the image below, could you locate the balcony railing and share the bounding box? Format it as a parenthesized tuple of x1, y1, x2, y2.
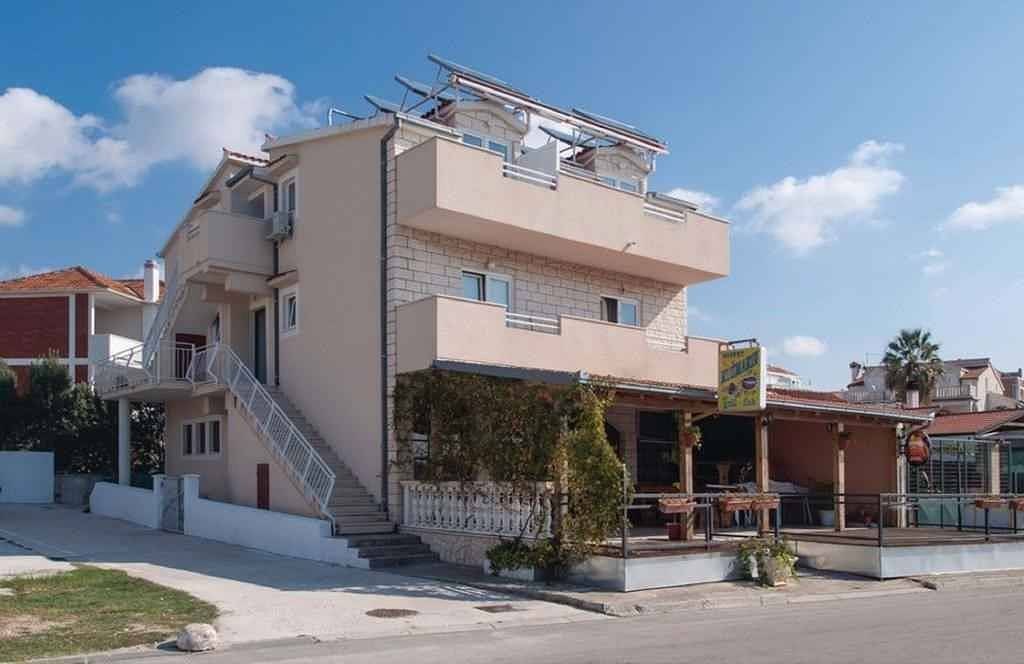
(94, 341, 195, 396)
(845, 388, 898, 404)
(397, 295, 720, 388)
(396, 137, 729, 285)
(934, 384, 978, 400)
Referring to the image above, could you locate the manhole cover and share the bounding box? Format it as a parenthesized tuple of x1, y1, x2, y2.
(475, 604, 523, 614)
(365, 608, 419, 619)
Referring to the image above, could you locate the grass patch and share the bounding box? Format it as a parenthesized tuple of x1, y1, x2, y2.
(0, 566, 217, 662)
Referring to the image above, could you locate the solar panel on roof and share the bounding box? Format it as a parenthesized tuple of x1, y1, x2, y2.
(364, 95, 403, 114)
(538, 124, 612, 148)
(394, 75, 457, 102)
(571, 108, 664, 146)
(427, 54, 532, 98)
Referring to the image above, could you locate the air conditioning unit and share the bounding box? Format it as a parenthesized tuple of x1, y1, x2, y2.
(267, 210, 293, 240)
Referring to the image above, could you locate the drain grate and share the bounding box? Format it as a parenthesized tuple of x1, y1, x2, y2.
(365, 608, 419, 619)
(475, 604, 523, 614)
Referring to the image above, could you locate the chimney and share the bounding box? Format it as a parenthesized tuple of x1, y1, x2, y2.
(905, 389, 920, 409)
(849, 362, 862, 384)
(143, 260, 160, 303)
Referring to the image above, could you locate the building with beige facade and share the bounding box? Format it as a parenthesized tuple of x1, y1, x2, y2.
(91, 55, 736, 565)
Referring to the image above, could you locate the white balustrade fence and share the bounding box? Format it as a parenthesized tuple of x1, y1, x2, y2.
(401, 481, 554, 538)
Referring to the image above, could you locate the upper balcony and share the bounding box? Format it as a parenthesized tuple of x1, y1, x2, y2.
(396, 295, 720, 389)
(175, 209, 274, 289)
(395, 137, 730, 286)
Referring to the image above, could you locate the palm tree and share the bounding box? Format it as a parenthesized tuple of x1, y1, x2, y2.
(883, 328, 943, 403)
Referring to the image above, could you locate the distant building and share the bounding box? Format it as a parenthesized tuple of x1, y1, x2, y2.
(0, 263, 161, 391)
(766, 364, 802, 389)
(846, 358, 1023, 413)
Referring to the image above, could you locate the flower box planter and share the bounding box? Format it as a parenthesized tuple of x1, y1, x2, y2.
(658, 498, 696, 515)
(1009, 499, 1024, 512)
(483, 559, 543, 583)
(718, 495, 753, 524)
(751, 495, 780, 511)
(974, 497, 1006, 511)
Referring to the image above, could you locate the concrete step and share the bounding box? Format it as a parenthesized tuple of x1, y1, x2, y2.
(334, 522, 396, 535)
(365, 552, 439, 569)
(356, 544, 433, 559)
(334, 513, 391, 525)
(331, 505, 385, 516)
(341, 533, 421, 548)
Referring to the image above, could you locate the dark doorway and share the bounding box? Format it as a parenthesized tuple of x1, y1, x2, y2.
(252, 308, 267, 384)
(636, 411, 678, 486)
(174, 333, 206, 379)
(257, 463, 270, 510)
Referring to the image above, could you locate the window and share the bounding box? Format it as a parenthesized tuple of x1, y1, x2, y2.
(461, 271, 511, 307)
(280, 286, 299, 337)
(601, 296, 639, 326)
(284, 177, 297, 213)
(246, 191, 266, 219)
(182, 417, 223, 457)
(462, 132, 509, 160)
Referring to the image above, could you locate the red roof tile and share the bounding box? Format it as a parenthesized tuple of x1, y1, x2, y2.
(767, 364, 798, 376)
(0, 266, 149, 300)
(767, 388, 929, 420)
(924, 410, 1024, 436)
(223, 148, 269, 165)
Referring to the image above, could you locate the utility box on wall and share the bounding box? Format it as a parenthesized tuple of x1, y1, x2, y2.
(0, 451, 55, 503)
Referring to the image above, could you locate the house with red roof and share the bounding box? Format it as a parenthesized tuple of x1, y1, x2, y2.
(0, 262, 162, 391)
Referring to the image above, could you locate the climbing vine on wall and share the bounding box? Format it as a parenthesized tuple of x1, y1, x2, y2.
(393, 369, 630, 574)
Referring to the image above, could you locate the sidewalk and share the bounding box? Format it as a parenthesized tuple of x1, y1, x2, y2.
(400, 561, 936, 616)
(0, 504, 601, 646)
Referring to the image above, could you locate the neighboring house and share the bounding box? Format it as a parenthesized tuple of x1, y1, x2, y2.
(919, 409, 1024, 495)
(93, 55, 730, 565)
(766, 364, 802, 389)
(0, 264, 161, 391)
(846, 358, 1023, 413)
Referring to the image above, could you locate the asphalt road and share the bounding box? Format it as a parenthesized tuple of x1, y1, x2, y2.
(105, 585, 1023, 664)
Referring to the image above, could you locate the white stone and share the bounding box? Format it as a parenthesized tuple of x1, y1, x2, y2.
(176, 623, 218, 652)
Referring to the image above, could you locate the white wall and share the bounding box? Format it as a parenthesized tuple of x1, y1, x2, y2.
(180, 475, 365, 566)
(0, 452, 54, 503)
(89, 482, 161, 529)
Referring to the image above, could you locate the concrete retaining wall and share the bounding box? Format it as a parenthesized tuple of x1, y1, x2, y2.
(0, 451, 54, 503)
(89, 482, 160, 529)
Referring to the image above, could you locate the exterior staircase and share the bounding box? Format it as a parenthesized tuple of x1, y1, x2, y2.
(263, 386, 438, 568)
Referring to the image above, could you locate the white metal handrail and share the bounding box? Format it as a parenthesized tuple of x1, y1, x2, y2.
(94, 341, 195, 395)
(142, 267, 185, 366)
(505, 311, 560, 334)
(401, 481, 554, 538)
(189, 344, 336, 518)
(845, 388, 898, 404)
(502, 162, 557, 188)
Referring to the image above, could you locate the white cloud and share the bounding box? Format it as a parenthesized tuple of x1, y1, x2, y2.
(687, 304, 712, 322)
(917, 247, 943, 259)
(921, 261, 948, 276)
(0, 205, 26, 227)
(737, 140, 905, 254)
(782, 335, 827, 357)
(0, 68, 317, 191)
(105, 210, 122, 225)
(664, 188, 720, 213)
(945, 185, 1024, 231)
(0, 264, 54, 281)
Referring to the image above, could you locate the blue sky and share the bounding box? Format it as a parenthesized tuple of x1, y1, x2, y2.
(3, 1, 1024, 389)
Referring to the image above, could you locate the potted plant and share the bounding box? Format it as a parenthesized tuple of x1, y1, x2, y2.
(680, 424, 703, 449)
(737, 538, 766, 581)
(762, 538, 798, 587)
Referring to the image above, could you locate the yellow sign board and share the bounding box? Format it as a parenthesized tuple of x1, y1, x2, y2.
(718, 346, 766, 413)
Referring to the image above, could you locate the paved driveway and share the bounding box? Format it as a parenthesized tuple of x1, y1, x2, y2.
(0, 504, 601, 644)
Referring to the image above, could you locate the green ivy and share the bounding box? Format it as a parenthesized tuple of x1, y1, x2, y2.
(394, 370, 631, 577)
